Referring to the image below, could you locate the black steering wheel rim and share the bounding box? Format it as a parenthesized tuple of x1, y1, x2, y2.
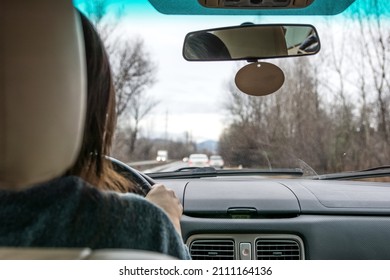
(106, 156, 155, 196)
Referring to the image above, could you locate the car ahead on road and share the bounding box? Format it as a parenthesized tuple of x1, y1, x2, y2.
(188, 154, 209, 167)
(209, 155, 224, 169)
(156, 150, 168, 162)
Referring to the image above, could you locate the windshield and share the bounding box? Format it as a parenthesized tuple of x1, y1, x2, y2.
(75, 0, 390, 177)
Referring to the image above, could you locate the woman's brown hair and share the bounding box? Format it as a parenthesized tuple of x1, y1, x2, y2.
(67, 12, 141, 194)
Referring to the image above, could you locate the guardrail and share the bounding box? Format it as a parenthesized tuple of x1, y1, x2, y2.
(126, 160, 173, 171)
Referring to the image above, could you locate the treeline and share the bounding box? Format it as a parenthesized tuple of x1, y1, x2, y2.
(112, 129, 198, 162)
(219, 4, 390, 174)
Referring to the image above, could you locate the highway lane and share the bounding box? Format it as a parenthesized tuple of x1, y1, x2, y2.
(143, 161, 189, 173)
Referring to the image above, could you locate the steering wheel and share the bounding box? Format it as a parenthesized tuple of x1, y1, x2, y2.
(106, 156, 155, 196)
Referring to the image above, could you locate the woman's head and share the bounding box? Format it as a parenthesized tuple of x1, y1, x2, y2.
(67, 12, 137, 193)
(184, 32, 231, 60)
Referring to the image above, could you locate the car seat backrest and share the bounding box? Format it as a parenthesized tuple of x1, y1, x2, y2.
(0, 0, 86, 190)
(0, 247, 177, 260)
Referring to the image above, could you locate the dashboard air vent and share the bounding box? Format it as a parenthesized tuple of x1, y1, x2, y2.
(190, 240, 234, 260)
(256, 239, 301, 260)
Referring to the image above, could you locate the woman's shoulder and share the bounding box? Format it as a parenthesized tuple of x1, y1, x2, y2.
(103, 189, 174, 231)
(46, 176, 190, 259)
(89, 183, 190, 259)
(63, 176, 164, 219)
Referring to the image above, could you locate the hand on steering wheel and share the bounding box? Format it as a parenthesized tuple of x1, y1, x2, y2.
(107, 156, 183, 235)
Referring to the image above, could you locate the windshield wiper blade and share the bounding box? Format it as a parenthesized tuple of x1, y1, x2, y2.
(316, 167, 390, 180)
(358, 165, 390, 172)
(173, 167, 217, 172)
(146, 167, 304, 179)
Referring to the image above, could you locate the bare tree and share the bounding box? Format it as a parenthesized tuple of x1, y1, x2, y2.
(106, 36, 158, 158)
(127, 92, 159, 154)
(358, 1, 390, 141)
(352, 0, 390, 165)
(83, 0, 159, 159)
(107, 37, 157, 119)
(220, 58, 333, 173)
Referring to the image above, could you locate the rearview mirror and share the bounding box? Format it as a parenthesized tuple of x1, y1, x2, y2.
(183, 24, 320, 61)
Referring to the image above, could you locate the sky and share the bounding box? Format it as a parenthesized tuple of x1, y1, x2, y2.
(127, 3, 268, 143)
(76, 0, 255, 142)
(74, 0, 386, 142)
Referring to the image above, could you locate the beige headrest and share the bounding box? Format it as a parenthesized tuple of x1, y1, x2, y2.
(0, 0, 86, 190)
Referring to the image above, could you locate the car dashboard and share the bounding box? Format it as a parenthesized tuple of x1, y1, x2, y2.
(157, 177, 390, 260)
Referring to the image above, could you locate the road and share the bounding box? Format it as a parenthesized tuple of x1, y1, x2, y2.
(142, 160, 188, 173)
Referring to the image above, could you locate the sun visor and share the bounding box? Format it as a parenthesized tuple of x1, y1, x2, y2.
(148, 0, 356, 15)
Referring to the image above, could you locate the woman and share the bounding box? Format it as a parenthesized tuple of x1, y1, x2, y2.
(65, 12, 184, 236)
(0, 11, 189, 260)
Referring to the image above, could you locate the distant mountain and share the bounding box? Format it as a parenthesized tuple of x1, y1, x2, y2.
(197, 140, 218, 154)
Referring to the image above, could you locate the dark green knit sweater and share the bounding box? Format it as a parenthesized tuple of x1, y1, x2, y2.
(0, 176, 190, 259)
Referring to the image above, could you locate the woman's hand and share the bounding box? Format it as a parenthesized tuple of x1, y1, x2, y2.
(145, 184, 183, 236)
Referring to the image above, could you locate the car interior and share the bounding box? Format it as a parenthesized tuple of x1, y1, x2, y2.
(1, 0, 390, 260)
